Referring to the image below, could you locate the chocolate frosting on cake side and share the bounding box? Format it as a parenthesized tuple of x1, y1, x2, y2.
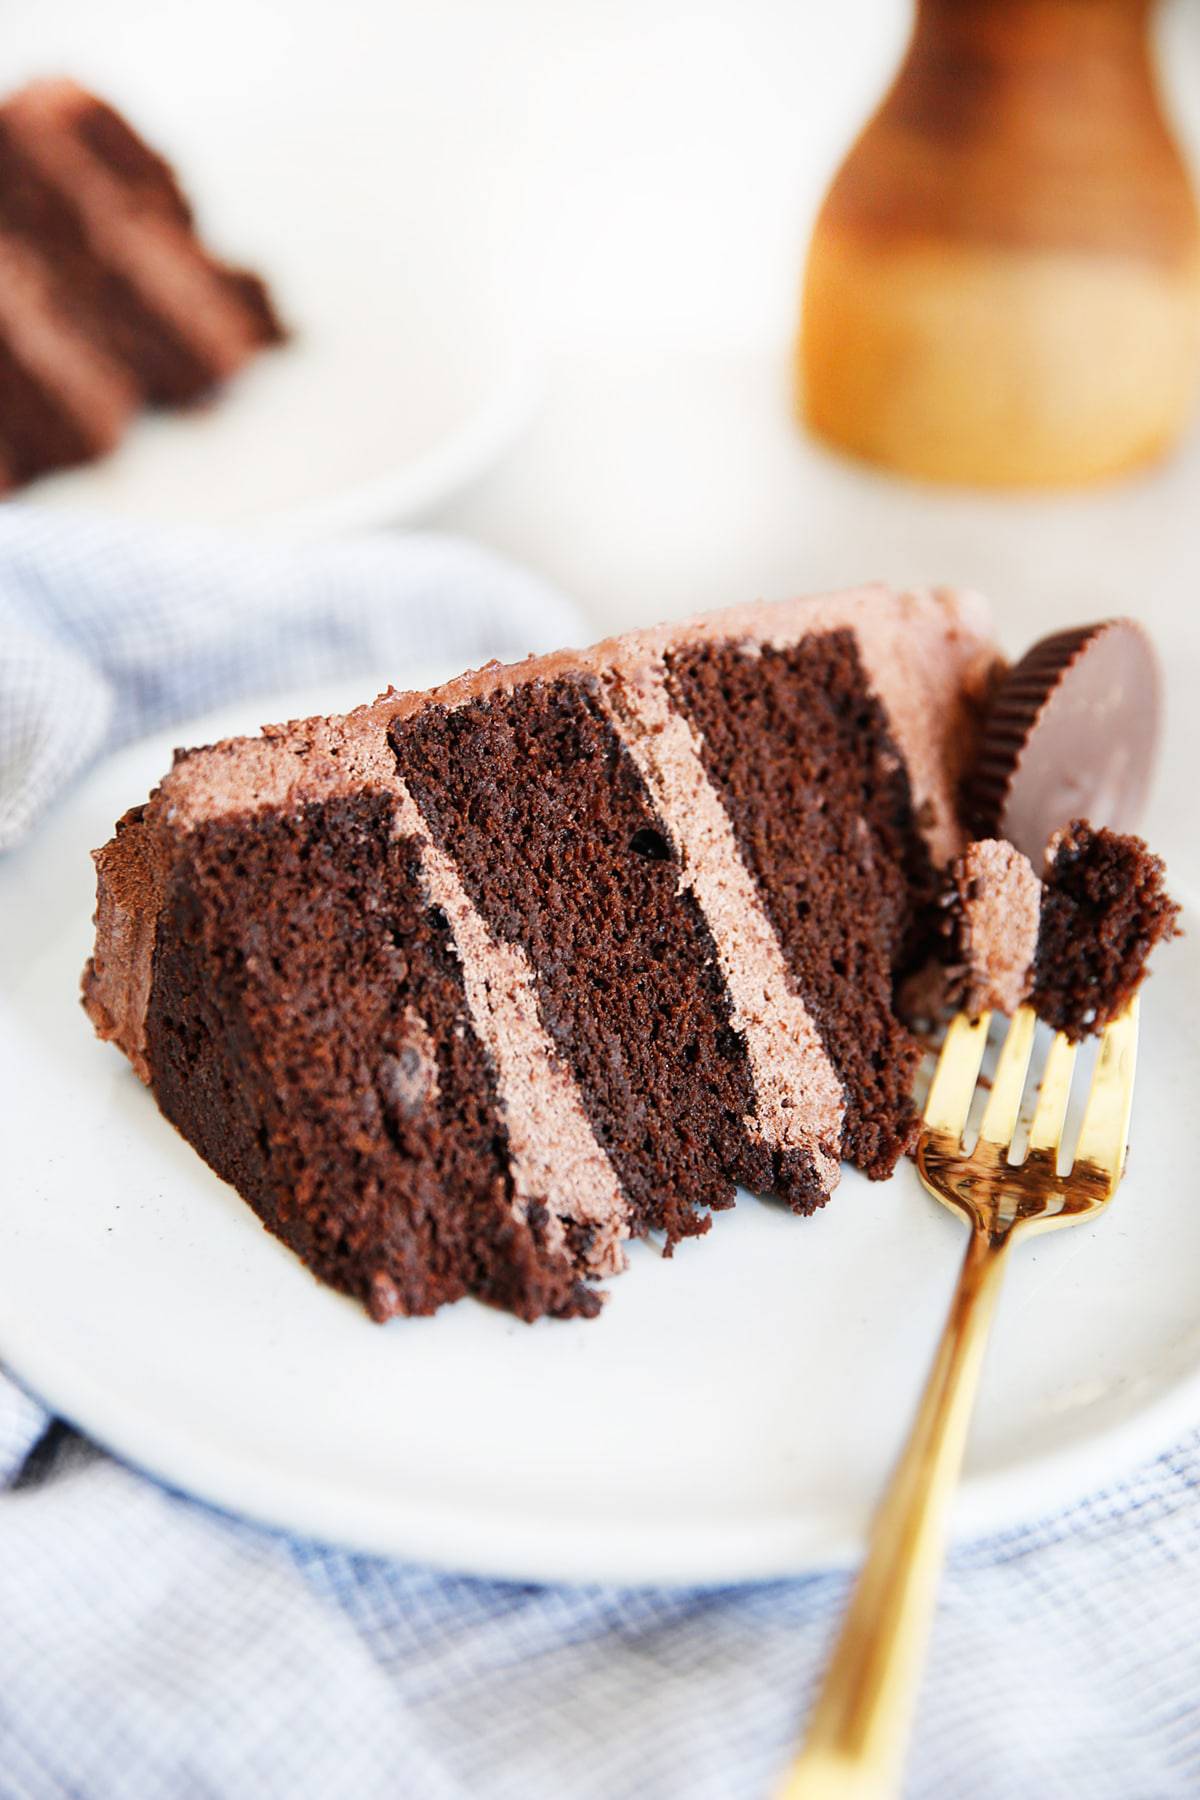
(82, 804, 171, 1082)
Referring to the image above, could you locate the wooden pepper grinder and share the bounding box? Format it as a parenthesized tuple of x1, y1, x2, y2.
(799, 0, 1200, 486)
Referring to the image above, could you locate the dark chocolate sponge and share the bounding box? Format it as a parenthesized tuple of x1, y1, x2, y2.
(1032, 821, 1181, 1038)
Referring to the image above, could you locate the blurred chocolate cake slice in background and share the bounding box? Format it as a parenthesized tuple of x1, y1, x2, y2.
(0, 78, 285, 491)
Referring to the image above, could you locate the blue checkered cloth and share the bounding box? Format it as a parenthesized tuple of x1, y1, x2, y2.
(2, 507, 1199, 1798)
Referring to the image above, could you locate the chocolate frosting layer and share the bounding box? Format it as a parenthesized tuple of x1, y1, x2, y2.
(954, 838, 1041, 1019)
(82, 804, 170, 1082)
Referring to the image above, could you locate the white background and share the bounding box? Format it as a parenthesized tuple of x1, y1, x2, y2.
(3, 0, 1199, 877)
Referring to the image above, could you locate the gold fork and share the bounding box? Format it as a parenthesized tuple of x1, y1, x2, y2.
(779, 997, 1140, 1800)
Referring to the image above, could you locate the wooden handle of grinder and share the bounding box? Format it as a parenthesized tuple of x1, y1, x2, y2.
(798, 0, 1200, 488)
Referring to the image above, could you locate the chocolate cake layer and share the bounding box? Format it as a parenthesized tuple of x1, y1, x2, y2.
(142, 791, 589, 1322)
(1032, 822, 1180, 1038)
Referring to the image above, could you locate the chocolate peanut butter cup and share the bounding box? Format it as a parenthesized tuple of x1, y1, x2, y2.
(967, 620, 1160, 863)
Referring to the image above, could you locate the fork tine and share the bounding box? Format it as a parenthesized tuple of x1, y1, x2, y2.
(924, 1010, 991, 1139)
(978, 1006, 1037, 1147)
(1074, 996, 1139, 1189)
(1027, 1030, 1078, 1157)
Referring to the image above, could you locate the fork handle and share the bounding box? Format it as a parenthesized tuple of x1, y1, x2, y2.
(779, 1227, 1013, 1800)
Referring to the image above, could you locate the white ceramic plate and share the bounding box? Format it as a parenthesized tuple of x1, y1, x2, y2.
(3, 681, 1198, 1587)
(0, 18, 534, 533)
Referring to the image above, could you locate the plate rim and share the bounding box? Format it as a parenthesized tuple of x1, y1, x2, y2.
(3, 1297, 1200, 1587)
(20, 346, 540, 539)
(255, 349, 540, 539)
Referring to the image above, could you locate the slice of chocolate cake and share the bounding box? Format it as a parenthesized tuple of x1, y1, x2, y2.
(84, 585, 1000, 1319)
(82, 588, 1177, 1323)
(0, 79, 284, 489)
